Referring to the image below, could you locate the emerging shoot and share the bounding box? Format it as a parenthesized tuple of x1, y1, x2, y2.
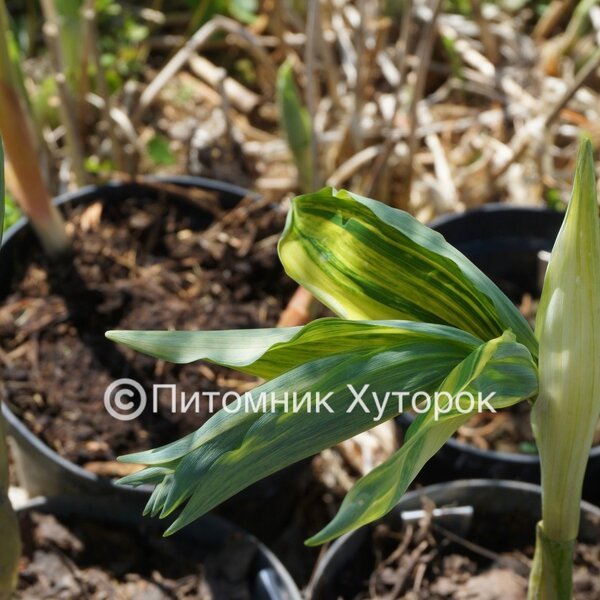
(529, 138, 600, 599)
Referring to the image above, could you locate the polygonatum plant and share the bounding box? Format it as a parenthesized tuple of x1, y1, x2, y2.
(108, 139, 600, 599)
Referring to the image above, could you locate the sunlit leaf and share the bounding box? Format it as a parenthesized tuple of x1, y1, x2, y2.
(107, 317, 480, 380)
(307, 331, 538, 544)
(278, 188, 537, 356)
(117, 322, 481, 534)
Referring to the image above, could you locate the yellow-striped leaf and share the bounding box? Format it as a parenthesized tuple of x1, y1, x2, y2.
(278, 189, 537, 356)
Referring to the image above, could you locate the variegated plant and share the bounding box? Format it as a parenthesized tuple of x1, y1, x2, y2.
(108, 139, 600, 599)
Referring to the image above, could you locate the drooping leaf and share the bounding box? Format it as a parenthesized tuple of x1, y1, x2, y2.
(307, 331, 538, 545)
(117, 323, 482, 534)
(107, 317, 480, 380)
(278, 189, 537, 356)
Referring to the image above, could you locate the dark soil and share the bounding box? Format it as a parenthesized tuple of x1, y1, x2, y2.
(0, 184, 350, 591)
(331, 505, 600, 600)
(0, 185, 296, 477)
(17, 509, 262, 599)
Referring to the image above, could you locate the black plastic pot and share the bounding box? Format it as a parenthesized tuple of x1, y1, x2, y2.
(17, 494, 301, 599)
(396, 205, 600, 503)
(0, 178, 307, 510)
(310, 479, 600, 599)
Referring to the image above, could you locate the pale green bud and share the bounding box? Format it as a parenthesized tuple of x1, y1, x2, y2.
(529, 139, 600, 598)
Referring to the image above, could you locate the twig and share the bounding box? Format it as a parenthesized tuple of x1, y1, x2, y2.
(401, 0, 443, 208)
(432, 523, 530, 577)
(327, 144, 383, 188)
(81, 0, 125, 171)
(544, 47, 600, 125)
(189, 55, 260, 113)
(135, 16, 277, 122)
(533, 0, 578, 40)
(364, 0, 413, 197)
(304, 0, 320, 189)
(40, 0, 87, 186)
(419, 103, 459, 211)
(331, 2, 357, 88)
(492, 47, 600, 179)
(316, 10, 341, 109)
(471, 0, 499, 65)
(351, 0, 368, 150)
(216, 68, 238, 153)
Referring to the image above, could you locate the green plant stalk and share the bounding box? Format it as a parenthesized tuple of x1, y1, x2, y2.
(529, 139, 600, 599)
(40, 0, 87, 186)
(54, 0, 84, 91)
(0, 139, 21, 600)
(529, 524, 574, 600)
(276, 59, 318, 325)
(0, 0, 69, 256)
(276, 59, 314, 194)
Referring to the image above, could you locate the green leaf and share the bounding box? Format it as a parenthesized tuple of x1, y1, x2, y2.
(117, 322, 481, 535)
(107, 317, 481, 380)
(146, 135, 176, 167)
(277, 60, 313, 192)
(278, 189, 537, 357)
(228, 0, 258, 23)
(307, 332, 538, 545)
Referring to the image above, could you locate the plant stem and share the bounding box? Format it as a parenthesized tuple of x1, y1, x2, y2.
(0, 0, 69, 256)
(40, 0, 87, 186)
(401, 0, 443, 208)
(529, 140, 600, 599)
(304, 0, 320, 191)
(81, 0, 126, 172)
(528, 523, 574, 600)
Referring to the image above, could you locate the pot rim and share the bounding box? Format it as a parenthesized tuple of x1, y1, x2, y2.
(16, 493, 302, 600)
(428, 202, 564, 231)
(309, 478, 600, 599)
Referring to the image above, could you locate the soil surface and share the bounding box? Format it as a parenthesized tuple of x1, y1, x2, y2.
(331, 504, 600, 600)
(17, 508, 263, 599)
(0, 186, 295, 477)
(0, 185, 357, 591)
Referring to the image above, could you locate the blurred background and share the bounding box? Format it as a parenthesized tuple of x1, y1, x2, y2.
(2, 0, 599, 230)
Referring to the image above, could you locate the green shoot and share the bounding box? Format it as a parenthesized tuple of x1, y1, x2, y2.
(108, 140, 598, 596)
(276, 59, 314, 194)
